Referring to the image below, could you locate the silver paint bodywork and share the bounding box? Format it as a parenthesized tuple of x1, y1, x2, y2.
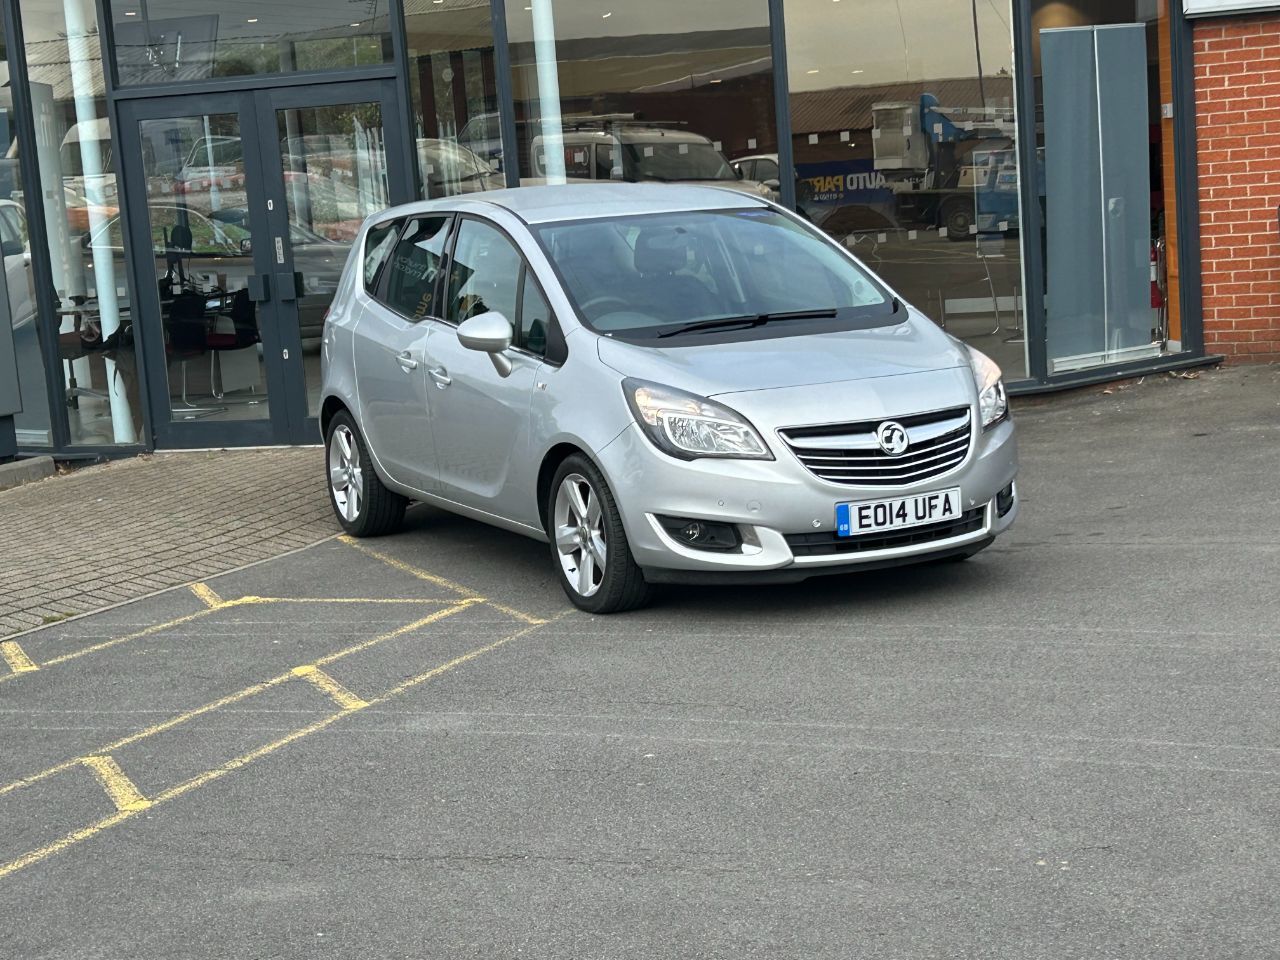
(321, 184, 1018, 580)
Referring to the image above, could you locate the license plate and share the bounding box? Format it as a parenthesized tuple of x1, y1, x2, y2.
(836, 488, 963, 537)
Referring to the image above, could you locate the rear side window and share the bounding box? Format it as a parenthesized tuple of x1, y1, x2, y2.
(380, 215, 452, 321)
(363, 220, 399, 293)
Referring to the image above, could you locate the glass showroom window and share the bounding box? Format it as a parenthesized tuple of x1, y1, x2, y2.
(403, 0, 505, 198)
(783, 0, 1027, 380)
(20, 0, 143, 445)
(107, 0, 393, 85)
(505, 0, 777, 196)
(2, 33, 53, 447)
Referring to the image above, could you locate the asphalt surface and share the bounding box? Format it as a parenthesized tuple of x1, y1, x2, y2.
(1, 365, 1278, 959)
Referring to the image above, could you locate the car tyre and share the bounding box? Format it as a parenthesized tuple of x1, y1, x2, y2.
(326, 410, 406, 537)
(548, 454, 651, 614)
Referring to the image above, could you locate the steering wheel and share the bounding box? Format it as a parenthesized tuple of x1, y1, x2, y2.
(579, 295, 632, 315)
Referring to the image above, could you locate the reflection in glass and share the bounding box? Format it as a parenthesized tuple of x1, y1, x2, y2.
(135, 112, 266, 423)
(403, 1, 504, 198)
(108, 0, 392, 85)
(784, 0, 1026, 379)
(19, 0, 144, 445)
(1, 31, 52, 447)
(505, 0, 776, 196)
(277, 103, 390, 416)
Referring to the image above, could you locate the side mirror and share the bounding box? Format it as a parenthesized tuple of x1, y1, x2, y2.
(457, 310, 513, 377)
(762, 178, 781, 191)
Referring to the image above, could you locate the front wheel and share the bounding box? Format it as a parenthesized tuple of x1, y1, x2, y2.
(325, 410, 407, 537)
(548, 455, 652, 614)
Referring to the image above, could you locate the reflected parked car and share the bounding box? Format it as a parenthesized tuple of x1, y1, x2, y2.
(320, 184, 1017, 613)
(529, 123, 775, 199)
(416, 139, 505, 197)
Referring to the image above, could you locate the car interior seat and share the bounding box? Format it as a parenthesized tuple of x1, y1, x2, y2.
(632, 227, 720, 320)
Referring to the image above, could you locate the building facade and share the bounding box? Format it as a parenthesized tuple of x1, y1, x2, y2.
(0, 0, 1222, 455)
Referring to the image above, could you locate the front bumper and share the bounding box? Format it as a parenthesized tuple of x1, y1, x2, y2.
(596, 416, 1018, 583)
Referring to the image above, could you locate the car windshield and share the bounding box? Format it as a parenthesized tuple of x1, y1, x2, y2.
(535, 208, 894, 341)
(624, 142, 735, 182)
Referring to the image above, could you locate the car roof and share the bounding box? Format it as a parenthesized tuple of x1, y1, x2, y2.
(463, 183, 768, 225)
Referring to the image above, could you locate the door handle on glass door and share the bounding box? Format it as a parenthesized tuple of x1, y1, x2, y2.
(429, 366, 452, 388)
(396, 351, 418, 371)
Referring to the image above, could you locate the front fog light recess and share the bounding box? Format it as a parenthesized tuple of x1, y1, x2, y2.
(624, 378, 773, 460)
(966, 345, 1008, 428)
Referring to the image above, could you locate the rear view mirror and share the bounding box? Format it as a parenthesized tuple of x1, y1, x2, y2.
(457, 311, 514, 377)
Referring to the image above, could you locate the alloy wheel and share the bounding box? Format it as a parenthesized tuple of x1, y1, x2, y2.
(328, 424, 363, 523)
(553, 473, 607, 598)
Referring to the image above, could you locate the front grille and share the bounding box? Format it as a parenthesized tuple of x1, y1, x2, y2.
(785, 507, 986, 558)
(779, 407, 973, 486)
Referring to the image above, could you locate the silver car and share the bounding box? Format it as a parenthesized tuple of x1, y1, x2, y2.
(320, 184, 1018, 613)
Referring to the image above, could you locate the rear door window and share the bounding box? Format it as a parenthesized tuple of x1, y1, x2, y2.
(378, 215, 452, 321)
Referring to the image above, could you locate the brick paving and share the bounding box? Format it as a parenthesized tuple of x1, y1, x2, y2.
(0, 448, 336, 637)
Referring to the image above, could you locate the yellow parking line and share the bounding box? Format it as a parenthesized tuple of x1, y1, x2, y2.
(38, 604, 236, 670)
(1, 641, 38, 676)
(189, 583, 222, 608)
(292, 665, 369, 711)
(81, 756, 151, 813)
(338, 535, 483, 599)
(339, 536, 549, 625)
(0, 599, 478, 801)
(0, 594, 452, 688)
(0, 613, 559, 881)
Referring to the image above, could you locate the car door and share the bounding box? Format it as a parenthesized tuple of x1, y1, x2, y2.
(351, 214, 451, 491)
(424, 217, 544, 519)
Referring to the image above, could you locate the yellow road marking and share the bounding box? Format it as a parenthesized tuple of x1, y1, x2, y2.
(0, 614, 559, 881)
(292, 665, 369, 711)
(1, 641, 38, 675)
(339, 536, 549, 625)
(81, 756, 151, 813)
(189, 583, 222, 608)
(0, 599, 478, 800)
(0, 594, 458, 688)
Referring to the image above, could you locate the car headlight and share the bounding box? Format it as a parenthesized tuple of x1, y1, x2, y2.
(966, 345, 1008, 429)
(624, 378, 773, 461)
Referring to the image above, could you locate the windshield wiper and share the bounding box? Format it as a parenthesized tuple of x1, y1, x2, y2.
(656, 309, 838, 338)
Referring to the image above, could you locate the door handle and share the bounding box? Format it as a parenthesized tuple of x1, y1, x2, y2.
(396, 351, 418, 371)
(428, 366, 452, 388)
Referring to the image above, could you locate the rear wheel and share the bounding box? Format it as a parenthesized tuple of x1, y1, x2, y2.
(942, 198, 974, 242)
(548, 455, 651, 614)
(326, 410, 406, 537)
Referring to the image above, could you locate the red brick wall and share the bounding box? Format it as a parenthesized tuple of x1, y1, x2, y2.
(1194, 15, 1280, 363)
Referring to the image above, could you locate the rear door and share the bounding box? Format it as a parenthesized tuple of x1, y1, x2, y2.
(351, 214, 451, 491)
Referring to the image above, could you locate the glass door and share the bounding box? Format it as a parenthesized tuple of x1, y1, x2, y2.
(254, 82, 406, 439)
(118, 81, 408, 447)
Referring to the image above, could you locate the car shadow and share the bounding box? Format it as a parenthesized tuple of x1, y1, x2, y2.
(398, 502, 1001, 620)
